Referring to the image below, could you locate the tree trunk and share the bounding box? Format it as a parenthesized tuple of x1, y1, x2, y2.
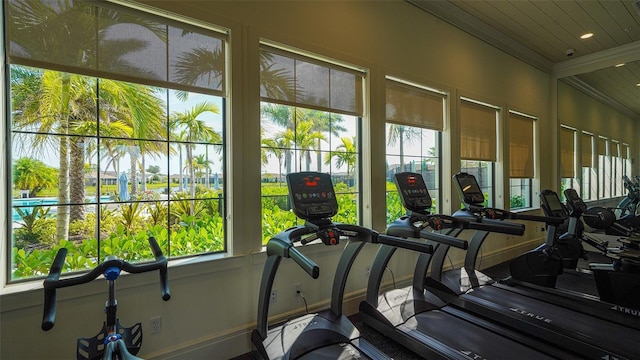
(187, 144, 196, 215)
(130, 155, 138, 197)
(56, 75, 71, 241)
(140, 154, 147, 192)
(69, 137, 85, 222)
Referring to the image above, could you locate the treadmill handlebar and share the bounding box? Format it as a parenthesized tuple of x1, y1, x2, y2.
(377, 234, 435, 253)
(464, 206, 564, 226)
(418, 230, 468, 249)
(288, 246, 320, 279)
(386, 215, 469, 250)
(466, 217, 525, 236)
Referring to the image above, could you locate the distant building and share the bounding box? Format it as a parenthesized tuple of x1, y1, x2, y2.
(85, 171, 118, 186)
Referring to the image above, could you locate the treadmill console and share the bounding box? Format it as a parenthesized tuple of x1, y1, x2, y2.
(394, 172, 432, 213)
(287, 172, 338, 220)
(564, 188, 587, 215)
(453, 172, 485, 206)
(540, 189, 567, 218)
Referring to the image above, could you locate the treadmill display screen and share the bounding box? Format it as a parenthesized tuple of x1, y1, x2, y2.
(453, 173, 485, 205)
(287, 172, 338, 220)
(394, 172, 432, 213)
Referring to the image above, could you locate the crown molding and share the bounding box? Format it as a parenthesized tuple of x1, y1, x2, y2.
(561, 76, 638, 120)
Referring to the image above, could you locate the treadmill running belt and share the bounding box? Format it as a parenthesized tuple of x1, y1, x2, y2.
(462, 286, 639, 357)
(402, 309, 553, 359)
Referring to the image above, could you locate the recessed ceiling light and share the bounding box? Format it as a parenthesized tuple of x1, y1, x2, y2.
(637, 83, 640, 87)
(615, 63, 626, 67)
(580, 32, 594, 39)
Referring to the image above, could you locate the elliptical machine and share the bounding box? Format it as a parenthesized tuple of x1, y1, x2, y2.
(564, 188, 640, 310)
(538, 189, 587, 269)
(616, 175, 640, 218)
(251, 172, 435, 359)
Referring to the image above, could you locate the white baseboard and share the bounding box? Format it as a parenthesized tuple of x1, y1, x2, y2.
(145, 237, 543, 359)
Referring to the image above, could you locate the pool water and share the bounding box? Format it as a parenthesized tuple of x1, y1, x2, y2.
(11, 196, 112, 223)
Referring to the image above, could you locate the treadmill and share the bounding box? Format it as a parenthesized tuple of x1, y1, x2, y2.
(251, 172, 435, 360)
(358, 172, 577, 360)
(426, 172, 640, 360)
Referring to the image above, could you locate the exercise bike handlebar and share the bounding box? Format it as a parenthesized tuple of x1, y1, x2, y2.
(42, 237, 170, 331)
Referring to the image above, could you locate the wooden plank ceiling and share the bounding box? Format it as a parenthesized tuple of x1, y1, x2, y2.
(409, 0, 640, 119)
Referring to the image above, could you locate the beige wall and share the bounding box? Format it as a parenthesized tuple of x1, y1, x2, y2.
(558, 80, 639, 174)
(1, 1, 630, 359)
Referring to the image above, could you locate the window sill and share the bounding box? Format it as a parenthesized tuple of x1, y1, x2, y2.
(0, 252, 246, 312)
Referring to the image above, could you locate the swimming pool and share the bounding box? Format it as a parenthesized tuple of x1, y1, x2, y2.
(11, 195, 113, 223)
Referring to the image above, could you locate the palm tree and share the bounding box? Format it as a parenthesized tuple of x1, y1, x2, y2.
(170, 102, 221, 200)
(192, 154, 213, 185)
(261, 135, 288, 184)
(303, 109, 347, 172)
(387, 124, 422, 172)
(277, 121, 325, 171)
(261, 104, 299, 174)
(324, 137, 357, 186)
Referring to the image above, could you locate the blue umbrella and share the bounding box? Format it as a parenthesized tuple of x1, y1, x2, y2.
(118, 172, 130, 201)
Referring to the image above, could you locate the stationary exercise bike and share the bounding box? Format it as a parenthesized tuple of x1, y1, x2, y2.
(42, 237, 171, 360)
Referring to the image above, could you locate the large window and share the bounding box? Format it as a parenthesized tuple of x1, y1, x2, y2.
(611, 141, 624, 197)
(598, 137, 611, 199)
(459, 98, 498, 207)
(560, 126, 578, 200)
(6, 0, 228, 280)
(508, 111, 535, 210)
(581, 132, 596, 201)
(259, 45, 364, 244)
(384, 78, 444, 222)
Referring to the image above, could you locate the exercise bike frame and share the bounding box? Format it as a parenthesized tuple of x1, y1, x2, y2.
(42, 237, 171, 360)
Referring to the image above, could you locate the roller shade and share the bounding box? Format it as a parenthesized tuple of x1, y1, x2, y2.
(560, 127, 575, 178)
(508, 112, 534, 178)
(460, 100, 497, 161)
(260, 45, 364, 116)
(598, 137, 607, 156)
(386, 79, 444, 130)
(622, 144, 629, 159)
(611, 141, 620, 158)
(582, 133, 593, 167)
(5, 0, 227, 96)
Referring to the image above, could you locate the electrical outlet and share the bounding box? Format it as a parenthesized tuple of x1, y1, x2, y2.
(365, 265, 371, 279)
(294, 283, 301, 297)
(150, 316, 162, 334)
(270, 289, 277, 303)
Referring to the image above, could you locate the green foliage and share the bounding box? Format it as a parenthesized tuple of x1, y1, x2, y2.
(13, 157, 58, 197)
(13, 207, 56, 249)
(510, 194, 525, 209)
